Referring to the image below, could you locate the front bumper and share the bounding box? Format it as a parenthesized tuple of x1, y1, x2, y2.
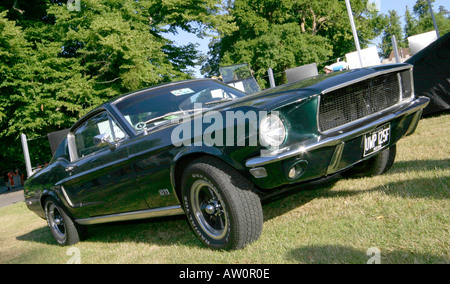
(245, 96, 430, 189)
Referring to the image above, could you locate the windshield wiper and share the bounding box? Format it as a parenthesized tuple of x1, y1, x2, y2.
(204, 98, 234, 106)
(144, 109, 205, 125)
(143, 99, 232, 127)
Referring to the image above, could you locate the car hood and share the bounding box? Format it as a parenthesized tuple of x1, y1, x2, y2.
(215, 64, 411, 112)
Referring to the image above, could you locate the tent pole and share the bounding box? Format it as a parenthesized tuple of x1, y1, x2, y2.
(345, 0, 364, 68)
(427, 0, 440, 38)
(20, 133, 33, 178)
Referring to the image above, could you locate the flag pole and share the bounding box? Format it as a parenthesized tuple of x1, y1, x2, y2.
(427, 0, 440, 38)
(345, 0, 364, 68)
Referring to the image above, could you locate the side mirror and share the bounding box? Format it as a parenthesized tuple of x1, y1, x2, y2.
(94, 133, 111, 146)
(94, 133, 118, 150)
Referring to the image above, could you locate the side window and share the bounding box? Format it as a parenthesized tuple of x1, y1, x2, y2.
(73, 112, 126, 159)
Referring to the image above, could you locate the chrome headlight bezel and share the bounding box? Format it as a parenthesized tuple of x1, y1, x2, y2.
(259, 113, 287, 148)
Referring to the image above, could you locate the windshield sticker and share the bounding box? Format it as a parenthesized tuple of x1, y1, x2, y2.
(171, 88, 195, 96)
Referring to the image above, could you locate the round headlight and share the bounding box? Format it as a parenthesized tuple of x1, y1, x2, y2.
(259, 114, 286, 148)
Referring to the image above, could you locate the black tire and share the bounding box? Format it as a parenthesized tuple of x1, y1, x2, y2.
(342, 144, 397, 178)
(181, 157, 263, 250)
(381, 144, 396, 174)
(44, 198, 86, 246)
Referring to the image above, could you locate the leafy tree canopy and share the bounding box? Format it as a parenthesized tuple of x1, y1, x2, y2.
(201, 0, 386, 87)
(380, 0, 450, 58)
(0, 0, 233, 171)
(404, 0, 450, 39)
(0, 0, 448, 172)
(379, 10, 405, 59)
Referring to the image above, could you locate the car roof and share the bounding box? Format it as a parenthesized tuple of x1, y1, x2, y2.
(70, 78, 219, 131)
(107, 78, 217, 106)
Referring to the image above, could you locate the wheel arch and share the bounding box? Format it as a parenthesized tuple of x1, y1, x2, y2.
(39, 188, 74, 219)
(171, 147, 247, 203)
(40, 190, 62, 210)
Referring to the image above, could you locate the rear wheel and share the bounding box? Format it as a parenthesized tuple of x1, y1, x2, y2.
(342, 144, 397, 178)
(44, 198, 86, 246)
(181, 157, 263, 250)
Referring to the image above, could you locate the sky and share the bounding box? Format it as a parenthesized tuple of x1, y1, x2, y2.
(371, 0, 448, 55)
(376, 0, 448, 30)
(378, 0, 448, 15)
(166, 0, 449, 78)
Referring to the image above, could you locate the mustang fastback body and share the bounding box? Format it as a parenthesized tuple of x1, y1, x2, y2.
(24, 63, 429, 250)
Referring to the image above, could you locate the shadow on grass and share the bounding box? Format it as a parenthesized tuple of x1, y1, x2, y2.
(16, 226, 57, 245)
(389, 159, 450, 173)
(17, 214, 203, 249)
(85, 215, 201, 247)
(286, 245, 450, 264)
(262, 169, 449, 221)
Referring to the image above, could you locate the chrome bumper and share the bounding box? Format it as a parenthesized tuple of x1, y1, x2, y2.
(246, 96, 430, 168)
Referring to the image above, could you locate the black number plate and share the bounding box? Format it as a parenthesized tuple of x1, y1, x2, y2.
(363, 124, 390, 157)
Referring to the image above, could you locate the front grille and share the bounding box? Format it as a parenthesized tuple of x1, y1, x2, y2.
(318, 73, 400, 132)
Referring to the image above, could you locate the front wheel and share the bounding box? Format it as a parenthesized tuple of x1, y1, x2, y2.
(342, 144, 397, 178)
(44, 198, 86, 246)
(181, 157, 263, 250)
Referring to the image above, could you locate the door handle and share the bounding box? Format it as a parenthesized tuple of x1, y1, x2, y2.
(65, 165, 78, 172)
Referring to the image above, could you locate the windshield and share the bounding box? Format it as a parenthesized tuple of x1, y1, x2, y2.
(114, 80, 246, 132)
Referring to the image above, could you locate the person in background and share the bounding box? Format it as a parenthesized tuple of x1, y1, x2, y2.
(7, 170, 14, 190)
(20, 169, 24, 186)
(15, 169, 24, 187)
(3, 172, 10, 192)
(324, 60, 349, 74)
(14, 169, 21, 188)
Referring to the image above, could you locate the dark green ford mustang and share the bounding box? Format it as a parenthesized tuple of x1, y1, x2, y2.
(24, 63, 429, 250)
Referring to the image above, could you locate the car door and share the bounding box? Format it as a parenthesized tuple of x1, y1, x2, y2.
(127, 127, 180, 209)
(62, 110, 149, 217)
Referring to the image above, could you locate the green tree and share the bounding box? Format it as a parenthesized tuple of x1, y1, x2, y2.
(439, 5, 450, 17)
(0, 11, 35, 168)
(202, 0, 385, 87)
(405, 0, 450, 38)
(0, 0, 235, 171)
(47, 0, 194, 97)
(413, 0, 432, 17)
(379, 10, 405, 59)
(404, 6, 418, 42)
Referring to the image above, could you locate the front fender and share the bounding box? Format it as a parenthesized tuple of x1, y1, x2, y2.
(170, 145, 248, 200)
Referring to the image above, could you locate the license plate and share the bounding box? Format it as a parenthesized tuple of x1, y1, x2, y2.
(363, 124, 390, 157)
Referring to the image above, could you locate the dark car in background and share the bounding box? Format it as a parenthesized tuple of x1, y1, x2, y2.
(24, 63, 429, 250)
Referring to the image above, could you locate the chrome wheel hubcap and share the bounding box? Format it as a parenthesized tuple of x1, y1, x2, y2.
(48, 204, 66, 240)
(191, 180, 228, 240)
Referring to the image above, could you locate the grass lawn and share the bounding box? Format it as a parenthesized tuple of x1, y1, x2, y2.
(0, 113, 448, 264)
